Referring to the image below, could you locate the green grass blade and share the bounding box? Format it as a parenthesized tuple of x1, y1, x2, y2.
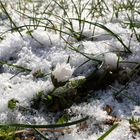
(0, 60, 31, 72)
(0, 24, 73, 38)
(0, 116, 89, 129)
(61, 36, 102, 63)
(98, 123, 119, 140)
(0, 1, 23, 37)
(71, 18, 132, 53)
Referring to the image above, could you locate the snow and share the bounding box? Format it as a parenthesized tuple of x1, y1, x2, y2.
(0, 0, 140, 139)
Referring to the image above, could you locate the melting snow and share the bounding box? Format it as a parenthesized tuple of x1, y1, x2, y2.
(0, 0, 140, 140)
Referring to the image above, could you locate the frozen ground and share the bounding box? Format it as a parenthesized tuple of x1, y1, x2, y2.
(0, 0, 140, 139)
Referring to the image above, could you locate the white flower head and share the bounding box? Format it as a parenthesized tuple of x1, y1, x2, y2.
(104, 52, 119, 69)
(52, 62, 75, 82)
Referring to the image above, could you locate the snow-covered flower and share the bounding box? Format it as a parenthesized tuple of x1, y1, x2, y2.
(104, 52, 119, 70)
(51, 63, 75, 87)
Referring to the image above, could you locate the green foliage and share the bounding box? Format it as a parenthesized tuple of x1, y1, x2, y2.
(8, 99, 19, 110)
(129, 116, 140, 133)
(57, 113, 70, 124)
(50, 77, 86, 99)
(0, 126, 16, 140)
(0, 60, 31, 73)
(0, 1, 23, 37)
(70, 18, 132, 53)
(0, 116, 88, 140)
(31, 91, 44, 109)
(0, 116, 89, 129)
(98, 123, 119, 140)
(34, 77, 87, 111)
(26, 29, 33, 35)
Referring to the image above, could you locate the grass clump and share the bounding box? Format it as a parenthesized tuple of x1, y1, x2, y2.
(0, 126, 17, 140)
(129, 117, 140, 133)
